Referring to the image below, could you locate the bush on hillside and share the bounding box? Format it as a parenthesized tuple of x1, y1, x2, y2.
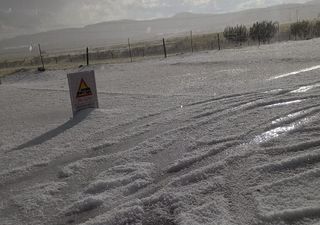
(249, 21, 277, 44)
(290, 20, 312, 39)
(223, 25, 248, 44)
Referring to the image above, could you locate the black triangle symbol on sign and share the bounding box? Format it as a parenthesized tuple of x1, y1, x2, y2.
(76, 79, 93, 98)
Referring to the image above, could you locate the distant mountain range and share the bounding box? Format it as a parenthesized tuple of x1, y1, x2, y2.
(2, 0, 320, 57)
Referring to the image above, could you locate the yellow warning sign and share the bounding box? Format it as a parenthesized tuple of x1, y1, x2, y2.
(76, 79, 93, 98)
(68, 70, 98, 116)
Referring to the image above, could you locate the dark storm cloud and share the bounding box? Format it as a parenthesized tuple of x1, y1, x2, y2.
(0, 0, 310, 39)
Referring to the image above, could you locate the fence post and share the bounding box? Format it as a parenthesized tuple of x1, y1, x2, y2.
(190, 31, 194, 53)
(217, 33, 221, 50)
(86, 47, 89, 66)
(277, 23, 280, 42)
(128, 38, 133, 62)
(96, 50, 99, 60)
(38, 44, 45, 70)
(162, 38, 167, 58)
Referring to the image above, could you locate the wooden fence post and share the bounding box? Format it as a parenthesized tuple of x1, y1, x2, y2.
(128, 38, 133, 62)
(38, 44, 45, 70)
(163, 38, 167, 58)
(190, 31, 194, 53)
(86, 47, 89, 66)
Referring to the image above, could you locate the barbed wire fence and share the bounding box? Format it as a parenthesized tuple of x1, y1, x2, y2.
(0, 27, 296, 73)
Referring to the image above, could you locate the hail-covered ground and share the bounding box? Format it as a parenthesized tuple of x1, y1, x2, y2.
(1, 39, 320, 225)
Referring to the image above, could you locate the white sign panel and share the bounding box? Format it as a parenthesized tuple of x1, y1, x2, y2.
(67, 70, 99, 115)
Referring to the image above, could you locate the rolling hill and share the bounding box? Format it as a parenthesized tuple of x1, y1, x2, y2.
(1, 0, 320, 57)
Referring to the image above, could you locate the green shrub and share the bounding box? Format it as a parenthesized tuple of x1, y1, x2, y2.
(224, 25, 248, 44)
(312, 20, 320, 37)
(249, 21, 277, 44)
(290, 20, 312, 39)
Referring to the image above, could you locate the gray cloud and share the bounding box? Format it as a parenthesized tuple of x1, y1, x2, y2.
(0, 0, 310, 40)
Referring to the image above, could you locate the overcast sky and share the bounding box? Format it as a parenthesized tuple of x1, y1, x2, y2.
(0, 0, 311, 39)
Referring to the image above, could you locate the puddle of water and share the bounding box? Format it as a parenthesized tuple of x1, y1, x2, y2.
(291, 83, 320, 93)
(216, 68, 247, 74)
(263, 89, 283, 94)
(252, 116, 314, 144)
(269, 65, 320, 80)
(265, 100, 303, 108)
(271, 111, 303, 125)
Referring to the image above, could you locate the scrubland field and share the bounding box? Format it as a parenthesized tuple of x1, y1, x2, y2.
(1, 38, 320, 225)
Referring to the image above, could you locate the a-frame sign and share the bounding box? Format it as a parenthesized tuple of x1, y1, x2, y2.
(67, 70, 99, 115)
